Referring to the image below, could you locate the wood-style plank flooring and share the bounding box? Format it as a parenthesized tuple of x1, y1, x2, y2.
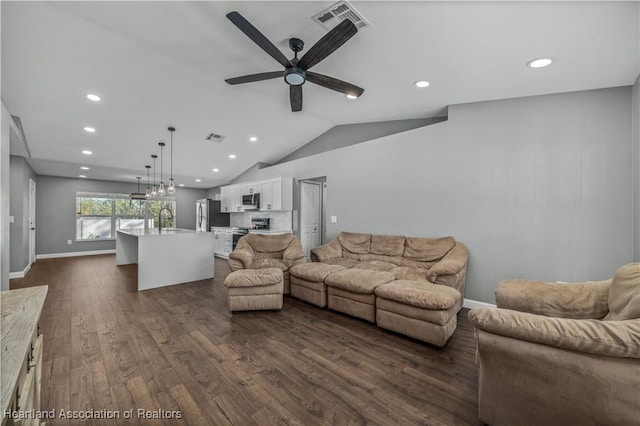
(10, 255, 480, 425)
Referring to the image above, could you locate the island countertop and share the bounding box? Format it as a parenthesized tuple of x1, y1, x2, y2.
(117, 228, 198, 237)
(116, 229, 214, 290)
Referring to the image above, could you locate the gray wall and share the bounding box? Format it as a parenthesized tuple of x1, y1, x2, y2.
(1, 103, 12, 290)
(226, 87, 635, 304)
(633, 74, 639, 261)
(9, 156, 36, 272)
(276, 117, 447, 165)
(36, 176, 206, 256)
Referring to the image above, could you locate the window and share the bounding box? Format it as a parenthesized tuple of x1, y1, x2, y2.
(76, 192, 176, 241)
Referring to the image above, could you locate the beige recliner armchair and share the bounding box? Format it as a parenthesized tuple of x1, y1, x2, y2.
(228, 233, 305, 294)
(468, 263, 640, 426)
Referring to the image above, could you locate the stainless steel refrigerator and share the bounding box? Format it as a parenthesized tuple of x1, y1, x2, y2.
(196, 199, 230, 232)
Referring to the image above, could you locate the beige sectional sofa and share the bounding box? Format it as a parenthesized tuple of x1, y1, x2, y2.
(290, 232, 469, 346)
(228, 233, 305, 294)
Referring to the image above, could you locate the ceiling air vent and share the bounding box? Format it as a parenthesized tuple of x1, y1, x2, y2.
(205, 133, 225, 143)
(312, 0, 371, 31)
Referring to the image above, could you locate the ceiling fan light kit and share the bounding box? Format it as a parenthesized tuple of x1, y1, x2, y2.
(225, 11, 364, 112)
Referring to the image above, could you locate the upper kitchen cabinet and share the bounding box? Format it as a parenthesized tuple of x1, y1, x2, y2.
(220, 186, 232, 213)
(220, 177, 293, 213)
(260, 177, 292, 211)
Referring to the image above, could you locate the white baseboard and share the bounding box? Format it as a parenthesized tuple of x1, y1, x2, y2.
(37, 249, 116, 259)
(9, 262, 32, 279)
(463, 298, 496, 309)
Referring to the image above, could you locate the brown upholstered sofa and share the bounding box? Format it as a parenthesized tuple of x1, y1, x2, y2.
(290, 232, 469, 346)
(468, 262, 640, 426)
(228, 233, 305, 294)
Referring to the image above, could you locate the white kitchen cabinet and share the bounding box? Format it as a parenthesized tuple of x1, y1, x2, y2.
(220, 176, 293, 213)
(231, 186, 244, 213)
(220, 186, 232, 213)
(223, 229, 233, 257)
(260, 177, 292, 211)
(213, 228, 224, 255)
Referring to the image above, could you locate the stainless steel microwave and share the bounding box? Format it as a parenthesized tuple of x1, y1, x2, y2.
(241, 193, 260, 210)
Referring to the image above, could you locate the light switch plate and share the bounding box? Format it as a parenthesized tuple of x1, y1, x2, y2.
(9, 216, 14, 223)
(331, 215, 337, 223)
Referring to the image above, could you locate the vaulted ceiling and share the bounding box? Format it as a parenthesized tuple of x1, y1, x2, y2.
(2, 1, 638, 188)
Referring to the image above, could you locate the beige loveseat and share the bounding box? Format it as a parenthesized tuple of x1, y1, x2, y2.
(290, 232, 469, 346)
(468, 263, 640, 426)
(228, 233, 305, 294)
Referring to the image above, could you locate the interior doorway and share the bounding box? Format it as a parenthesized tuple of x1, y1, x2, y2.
(300, 180, 323, 260)
(29, 178, 36, 265)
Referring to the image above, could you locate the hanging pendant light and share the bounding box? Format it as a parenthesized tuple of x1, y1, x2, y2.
(167, 126, 176, 195)
(157, 142, 166, 197)
(145, 165, 152, 199)
(151, 154, 158, 197)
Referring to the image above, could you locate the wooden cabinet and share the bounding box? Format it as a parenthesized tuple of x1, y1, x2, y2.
(1, 286, 47, 426)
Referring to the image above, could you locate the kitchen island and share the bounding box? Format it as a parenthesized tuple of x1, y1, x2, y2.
(116, 229, 214, 291)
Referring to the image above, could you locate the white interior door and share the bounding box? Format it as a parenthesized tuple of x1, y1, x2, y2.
(29, 178, 36, 265)
(300, 181, 321, 259)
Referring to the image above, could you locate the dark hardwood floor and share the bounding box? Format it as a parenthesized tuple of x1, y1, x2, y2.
(10, 255, 480, 425)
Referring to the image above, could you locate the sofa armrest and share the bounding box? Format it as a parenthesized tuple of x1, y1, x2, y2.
(426, 242, 468, 282)
(310, 238, 343, 262)
(228, 247, 254, 269)
(468, 308, 640, 359)
(496, 279, 611, 319)
(283, 238, 306, 267)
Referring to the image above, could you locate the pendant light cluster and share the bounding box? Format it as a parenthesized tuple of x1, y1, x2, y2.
(144, 126, 177, 199)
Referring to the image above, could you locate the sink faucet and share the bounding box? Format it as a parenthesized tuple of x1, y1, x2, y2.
(158, 207, 174, 231)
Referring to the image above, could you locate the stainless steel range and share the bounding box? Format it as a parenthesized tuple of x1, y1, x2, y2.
(231, 227, 249, 249)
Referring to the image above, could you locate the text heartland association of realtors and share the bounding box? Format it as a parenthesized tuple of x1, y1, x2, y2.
(4, 408, 183, 420)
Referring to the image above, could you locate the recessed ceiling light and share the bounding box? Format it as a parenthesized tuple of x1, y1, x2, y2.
(527, 58, 553, 68)
(414, 80, 430, 88)
(86, 94, 101, 102)
(212, 168, 219, 172)
(79, 175, 87, 178)
(229, 154, 236, 159)
(82, 150, 92, 155)
(346, 94, 358, 99)
(83, 126, 96, 133)
(249, 136, 258, 142)
(178, 183, 185, 187)
(195, 179, 202, 182)
(80, 166, 90, 170)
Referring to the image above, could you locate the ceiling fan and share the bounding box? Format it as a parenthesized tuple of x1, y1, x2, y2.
(225, 11, 364, 112)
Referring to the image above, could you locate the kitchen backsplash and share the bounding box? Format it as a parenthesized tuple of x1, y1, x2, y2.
(230, 211, 293, 230)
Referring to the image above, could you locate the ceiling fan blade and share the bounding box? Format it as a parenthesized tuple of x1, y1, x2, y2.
(225, 71, 283, 85)
(226, 11, 292, 68)
(298, 19, 357, 70)
(290, 85, 302, 112)
(306, 72, 364, 97)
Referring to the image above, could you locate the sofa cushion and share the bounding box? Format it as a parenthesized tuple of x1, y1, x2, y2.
(322, 258, 361, 268)
(251, 258, 289, 271)
(338, 232, 371, 254)
(604, 262, 640, 321)
(391, 267, 430, 282)
(245, 233, 296, 253)
(375, 280, 460, 310)
(325, 269, 394, 294)
(370, 235, 405, 256)
(404, 236, 456, 262)
(290, 263, 345, 282)
(352, 261, 397, 272)
(224, 268, 283, 288)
